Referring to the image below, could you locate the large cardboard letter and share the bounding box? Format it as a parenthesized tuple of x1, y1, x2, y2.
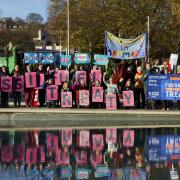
(106, 94, 117, 110)
(123, 91, 134, 107)
(46, 85, 58, 101)
(55, 70, 69, 85)
(123, 130, 134, 147)
(76, 150, 87, 165)
(79, 90, 89, 106)
(61, 129, 72, 146)
(93, 134, 104, 151)
(91, 151, 102, 166)
(76, 71, 87, 84)
(91, 70, 102, 86)
(79, 130, 90, 147)
(14, 144, 25, 162)
(47, 134, 59, 151)
(13, 75, 24, 92)
(1, 76, 12, 92)
(55, 149, 69, 165)
(1, 145, 13, 163)
(25, 72, 37, 88)
(61, 92, 72, 108)
(92, 87, 104, 102)
(106, 128, 117, 144)
(26, 147, 37, 164)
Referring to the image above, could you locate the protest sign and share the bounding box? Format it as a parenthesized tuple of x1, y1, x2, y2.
(46, 85, 58, 101)
(38, 146, 45, 163)
(79, 90, 89, 106)
(26, 147, 37, 164)
(61, 166, 72, 179)
(92, 87, 104, 102)
(106, 94, 117, 109)
(79, 130, 90, 147)
(14, 144, 25, 162)
(60, 55, 72, 66)
(94, 54, 108, 65)
(74, 53, 90, 64)
(170, 53, 178, 65)
(91, 151, 102, 166)
(106, 128, 117, 144)
(47, 134, 59, 151)
(76, 168, 90, 180)
(93, 134, 104, 151)
(76, 71, 87, 84)
(1, 145, 13, 163)
(24, 52, 39, 64)
(95, 165, 111, 178)
(61, 129, 72, 146)
(76, 150, 87, 165)
(123, 91, 134, 107)
(39, 52, 54, 64)
(61, 92, 72, 108)
(13, 75, 24, 92)
(55, 70, 69, 85)
(37, 73, 44, 89)
(123, 130, 134, 147)
(55, 149, 69, 165)
(91, 70, 102, 86)
(1, 76, 12, 92)
(25, 72, 37, 88)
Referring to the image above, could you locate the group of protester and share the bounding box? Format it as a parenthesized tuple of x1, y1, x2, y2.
(0, 130, 179, 180)
(0, 58, 180, 110)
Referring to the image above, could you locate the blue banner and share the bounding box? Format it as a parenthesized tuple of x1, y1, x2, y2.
(94, 54, 108, 65)
(105, 31, 146, 60)
(61, 166, 72, 179)
(95, 165, 111, 178)
(75, 168, 90, 180)
(39, 52, 54, 64)
(60, 55, 72, 66)
(74, 53, 90, 64)
(24, 52, 39, 64)
(146, 74, 180, 100)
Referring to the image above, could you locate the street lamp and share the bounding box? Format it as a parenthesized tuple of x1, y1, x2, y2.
(67, 0, 70, 55)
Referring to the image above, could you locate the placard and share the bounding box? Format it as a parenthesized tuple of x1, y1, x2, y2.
(123, 130, 134, 147)
(55, 149, 69, 165)
(93, 134, 104, 151)
(1, 144, 13, 163)
(74, 53, 90, 64)
(106, 128, 117, 144)
(91, 151, 102, 165)
(39, 52, 54, 64)
(25, 72, 37, 88)
(46, 85, 58, 101)
(61, 129, 72, 146)
(61, 92, 72, 108)
(123, 91, 134, 107)
(47, 134, 59, 151)
(79, 130, 90, 147)
(91, 70, 102, 86)
(76, 168, 90, 180)
(55, 70, 69, 85)
(24, 52, 39, 64)
(37, 73, 45, 89)
(106, 94, 117, 110)
(13, 75, 24, 92)
(26, 147, 37, 164)
(79, 90, 89, 106)
(1, 76, 12, 92)
(94, 54, 108, 65)
(95, 165, 111, 178)
(76, 71, 87, 84)
(14, 144, 25, 162)
(92, 87, 104, 102)
(76, 150, 87, 165)
(60, 55, 72, 66)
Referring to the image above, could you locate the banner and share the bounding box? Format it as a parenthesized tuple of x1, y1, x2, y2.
(79, 130, 90, 147)
(92, 87, 104, 102)
(1, 76, 12, 92)
(60, 55, 72, 66)
(93, 134, 104, 151)
(39, 52, 54, 64)
(91, 70, 102, 86)
(105, 31, 146, 60)
(170, 53, 178, 65)
(76, 168, 90, 180)
(55, 70, 69, 85)
(61, 166, 72, 179)
(24, 52, 39, 64)
(13, 75, 24, 92)
(76, 150, 87, 165)
(47, 134, 59, 151)
(95, 165, 111, 178)
(146, 74, 180, 100)
(74, 53, 90, 64)
(61, 129, 72, 146)
(14, 144, 25, 162)
(1, 145, 13, 163)
(106, 128, 117, 144)
(55, 149, 69, 165)
(94, 54, 108, 65)
(25, 72, 37, 88)
(106, 94, 117, 110)
(91, 151, 102, 166)
(76, 71, 87, 84)
(46, 85, 58, 101)
(79, 90, 89, 106)
(123, 91, 134, 107)
(61, 92, 72, 108)
(123, 130, 134, 147)
(26, 147, 37, 164)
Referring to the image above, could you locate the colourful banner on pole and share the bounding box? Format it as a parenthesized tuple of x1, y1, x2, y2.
(24, 52, 39, 64)
(105, 31, 146, 60)
(74, 53, 90, 64)
(94, 54, 108, 65)
(39, 52, 54, 64)
(95, 165, 111, 178)
(76, 168, 91, 180)
(60, 55, 72, 66)
(61, 166, 72, 179)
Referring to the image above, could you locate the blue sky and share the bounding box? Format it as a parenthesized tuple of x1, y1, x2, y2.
(0, 0, 48, 21)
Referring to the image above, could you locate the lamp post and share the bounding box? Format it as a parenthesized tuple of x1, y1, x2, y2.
(67, 0, 70, 55)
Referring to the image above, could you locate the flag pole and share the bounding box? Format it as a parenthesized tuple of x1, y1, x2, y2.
(67, 0, 70, 55)
(147, 16, 150, 63)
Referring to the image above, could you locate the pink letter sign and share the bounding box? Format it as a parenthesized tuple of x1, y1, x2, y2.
(123, 130, 134, 147)
(91, 70, 102, 86)
(46, 85, 58, 101)
(47, 134, 59, 151)
(91, 151, 102, 166)
(76, 71, 87, 84)
(79, 90, 89, 106)
(1, 145, 13, 163)
(38, 146, 45, 163)
(25, 72, 37, 88)
(37, 73, 45, 89)
(55, 70, 69, 85)
(26, 147, 37, 164)
(14, 144, 25, 162)
(106, 94, 117, 110)
(76, 150, 87, 165)
(61, 92, 72, 108)
(92, 87, 104, 102)
(55, 149, 69, 165)
(13, 75, 24, 92)
(93, 134, 104, 151)
(79, 130, 90, 147)
(123, 91, 134, 107)
(61, 129, 72, 146)
(106, 128, 117, 144)
(1, 76, 12, 92)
